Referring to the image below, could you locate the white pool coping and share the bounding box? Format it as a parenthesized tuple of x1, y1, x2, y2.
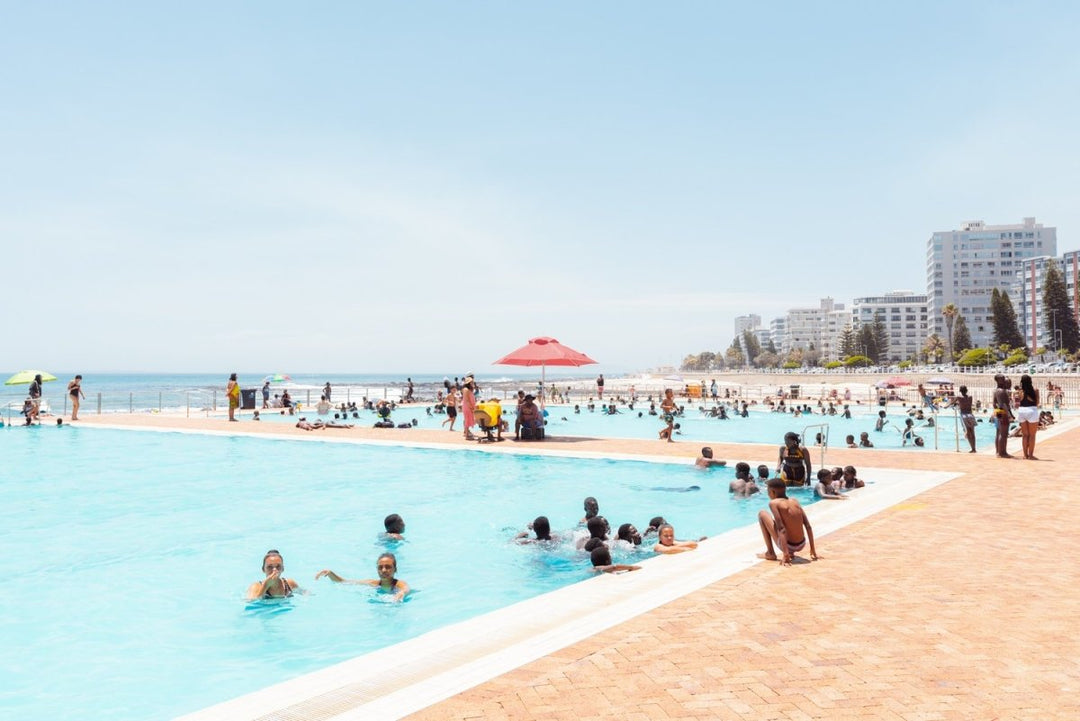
(138, 422, 964, 721)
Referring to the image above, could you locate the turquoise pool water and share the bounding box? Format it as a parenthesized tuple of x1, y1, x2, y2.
(1, 426, 817, 720)
(259, 402, 1000, 451)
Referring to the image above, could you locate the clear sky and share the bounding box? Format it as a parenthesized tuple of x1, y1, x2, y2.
(3, 1, 1078, 374)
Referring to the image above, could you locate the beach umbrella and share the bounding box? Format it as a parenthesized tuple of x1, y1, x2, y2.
(885, 376, 912, 386)
(262, 374, 292, 383)
(493, 337, 597, 408)
(5, 370, 57, 385)
(925, 376, 953, 385)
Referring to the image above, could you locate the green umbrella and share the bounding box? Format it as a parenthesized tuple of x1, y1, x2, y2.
(5, 370, 58, 385)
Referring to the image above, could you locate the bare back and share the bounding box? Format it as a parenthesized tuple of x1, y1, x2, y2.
(770, 497, 807, 545)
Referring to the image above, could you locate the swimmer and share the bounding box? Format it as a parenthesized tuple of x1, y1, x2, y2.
(841, 465, 864, 489)
(516, 515, 558, 543)
(315, 552, 410, 602)
(641, 516, 666, 539)
(776, 432, 811, 487)
(845, 434, 857, 449)
(729, 462, 759, 497)
(859, 432, 873, 448)
(874, 410, 889, 432)
(659, 388, 677, 442)
(247, 549, 299, 600)
(757, 478, 818, 566)
(589, 546, 641, 573)
(695, 446, 728, 469)
(383, 513, 405, 540)
(615, 522, 643, 547)
(580, 496, 599, 524)
(813, 469, 846, 500)
(653, 523, 702, 554)
(756, 464, 770, 483)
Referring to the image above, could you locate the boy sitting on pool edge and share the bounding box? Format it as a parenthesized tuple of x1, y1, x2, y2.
(758, 478, 818, 566)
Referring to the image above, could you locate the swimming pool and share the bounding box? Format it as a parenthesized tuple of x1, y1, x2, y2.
(257, 402, 1002, 451)
(1, 425, 810, 721)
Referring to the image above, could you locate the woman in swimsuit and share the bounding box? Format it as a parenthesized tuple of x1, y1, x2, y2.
(1016, 374, 1041, 460)
(67, 374, 85, 421)
(316, 552, 410, 602)
(246, 549, 299, 600)
(776, 432, 811, 486)
(461, 377, 478, 441)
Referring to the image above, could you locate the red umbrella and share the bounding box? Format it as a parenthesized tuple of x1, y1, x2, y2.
(493, 337, 597, 406)
(885, 376, 912, 386)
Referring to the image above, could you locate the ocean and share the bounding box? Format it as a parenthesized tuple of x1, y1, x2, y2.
(0, 371, 606, 416)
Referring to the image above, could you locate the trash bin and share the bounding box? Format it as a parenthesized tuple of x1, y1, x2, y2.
(789, 384, 800, 399)
(241, 388, 257, 410)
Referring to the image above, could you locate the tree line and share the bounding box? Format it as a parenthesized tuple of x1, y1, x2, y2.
(682, 259, 1080, 371)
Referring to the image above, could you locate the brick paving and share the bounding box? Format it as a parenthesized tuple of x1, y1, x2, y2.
(403, 430, 1080, 720)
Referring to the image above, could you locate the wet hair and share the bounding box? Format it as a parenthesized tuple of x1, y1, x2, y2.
(583, 537, 605, 552)
(383, 514, 405, 534)
(757, 464, 770, 479)
(616, 523, 639, 545)
(914, 437, 925, 446)
(656, 523, 675, 542)
(532, 515, 551, 540)
(590, 546, 613, 567)
(844, 465, 856, 475)
(816, 469, 832, 482)
(647, 516, 666, 531)
(262, 549, 283, 570)
(735, 462, 751, 479)
(767, 478, 787, 495)
(586, 515, 608, 539)
(376, 552, 397, 570)
(701, 447, 713, 458)
(583, 496, 599, 517)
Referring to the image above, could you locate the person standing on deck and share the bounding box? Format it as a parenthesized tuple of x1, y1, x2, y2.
(226, 373, 240, 422)
(67, 374, 85, 421)
(596, 373, 604, 400)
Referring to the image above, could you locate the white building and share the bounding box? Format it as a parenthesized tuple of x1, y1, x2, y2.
(734, 314, 761, 337)
(1011, 251, 1080, 352)
(783, 298, 848, 361)
(851, 291, 929, 362)
(926, 217, 1057, 349)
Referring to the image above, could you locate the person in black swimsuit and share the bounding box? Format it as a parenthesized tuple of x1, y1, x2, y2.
(316, 552, 410, 601)
(246, 549, 299, 600)
(67, 374, 85, 421)
(776, 431, 812, 487)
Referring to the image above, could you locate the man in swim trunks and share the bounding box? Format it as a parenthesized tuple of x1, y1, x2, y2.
(695, 446, 727, 468)
(992, 374, 1014, 458)
(729, 462, 759, 497)
(948, 385, 977, 453)
(757, 478, 818, 566)
(659, 388, 677, 442)
(776, 431, 811, 487)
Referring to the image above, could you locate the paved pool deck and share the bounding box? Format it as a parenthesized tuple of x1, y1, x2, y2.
(74, 413, 1080, 720)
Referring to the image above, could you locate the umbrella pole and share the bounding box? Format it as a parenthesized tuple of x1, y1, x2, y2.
(539, 364, 546, 412)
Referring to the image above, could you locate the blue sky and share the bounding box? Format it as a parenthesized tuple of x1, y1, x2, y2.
(3, 2, 1078, 373)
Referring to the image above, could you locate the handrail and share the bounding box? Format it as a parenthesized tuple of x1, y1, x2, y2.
(802, 422, 829, 472)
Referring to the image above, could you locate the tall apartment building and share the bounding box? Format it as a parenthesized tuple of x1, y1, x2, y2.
(926, 217, 1057, 349)
(851, 291, 929, 362)
(1011, 250, 1080, 352)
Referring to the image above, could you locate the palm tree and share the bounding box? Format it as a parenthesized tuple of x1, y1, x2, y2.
(942, 304, 958, 362)
(922, 333, 945, 364)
